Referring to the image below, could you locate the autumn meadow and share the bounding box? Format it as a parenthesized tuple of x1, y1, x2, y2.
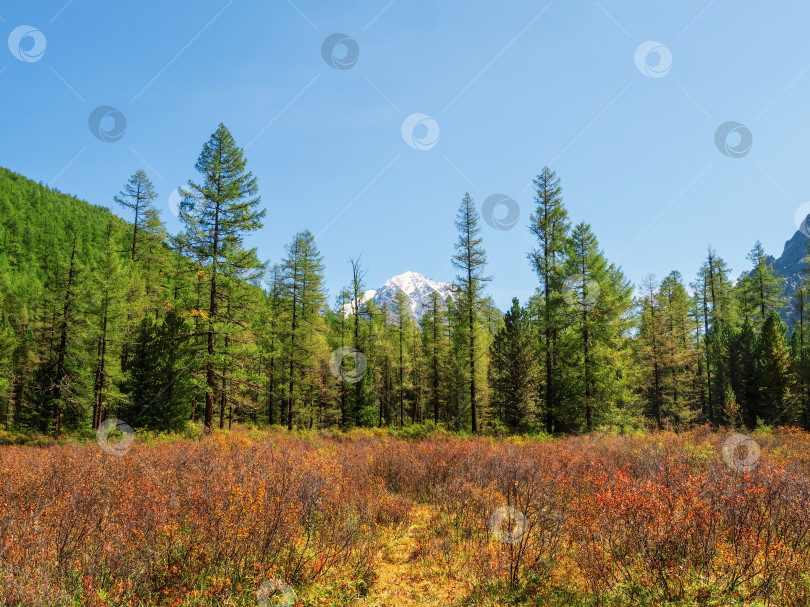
(0, 426, 808, 606)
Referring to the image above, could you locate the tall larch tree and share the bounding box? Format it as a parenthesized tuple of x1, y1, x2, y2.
(280, 230, 327, 430)
(114, 169, 158, 261)
(658, 271, 699, 423)
(638, 275, 665, 429)
(178, 123, 266, 434)
(451, 193, 491, 433)
(691, 248, 735, 426)
(560, 222, 633, 432)
(90, 220, 127, 429)
(528, 167, 570, 434)
(637, 272, 698, 429)
(392, 289, 417, 426)
(37, 233, 86, 434)
(349, 256, 370, 426)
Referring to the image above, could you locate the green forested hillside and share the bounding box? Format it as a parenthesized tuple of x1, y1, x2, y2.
(1, 125, 808, 439)
(0, 165, 178, 431)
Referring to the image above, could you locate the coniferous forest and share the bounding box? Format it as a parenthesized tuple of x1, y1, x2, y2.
(0, 123, 804, 439)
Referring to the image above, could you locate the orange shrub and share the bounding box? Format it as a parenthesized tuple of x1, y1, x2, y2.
(2, 427, 810, 605)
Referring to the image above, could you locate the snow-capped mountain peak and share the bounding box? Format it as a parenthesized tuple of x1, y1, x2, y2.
(342, 271, 453, 320)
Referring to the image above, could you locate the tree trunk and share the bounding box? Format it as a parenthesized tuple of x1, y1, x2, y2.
(287, 266, 298, 431)
(269, 345, 275, 425)
(468, 271, 478, 433)
(92, 308, 108, 430)
(399, 319, 404, 427)
(649, 294, 662, 430)
(219, 377, 227, 429)
(433, 308, 439, 424)
(52, 235, 78, 435)
(204, 197, 221, 435)
(340, 294, 346, 428)
(581, 270, 592, 432)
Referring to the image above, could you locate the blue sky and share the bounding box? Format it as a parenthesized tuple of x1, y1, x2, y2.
(3, 0, 810, 309)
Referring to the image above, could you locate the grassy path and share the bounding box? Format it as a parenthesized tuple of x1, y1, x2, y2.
(360, 504, 468, 606)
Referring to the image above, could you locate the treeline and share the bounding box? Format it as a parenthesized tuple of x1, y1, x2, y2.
(0, 123, 807, 436)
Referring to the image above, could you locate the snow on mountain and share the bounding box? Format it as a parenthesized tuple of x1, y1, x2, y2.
(340, 289, 376, 317)
(375, 271, 455, 319)
(342, 271, 454, 320)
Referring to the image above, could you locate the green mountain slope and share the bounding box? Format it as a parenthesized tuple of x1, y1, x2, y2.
(0, 167, 183, 433)
(0, 167, 126, 271)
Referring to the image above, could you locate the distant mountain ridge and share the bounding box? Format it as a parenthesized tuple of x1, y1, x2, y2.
(343, 271, 453, 320)
(770, 220, 809, 327)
